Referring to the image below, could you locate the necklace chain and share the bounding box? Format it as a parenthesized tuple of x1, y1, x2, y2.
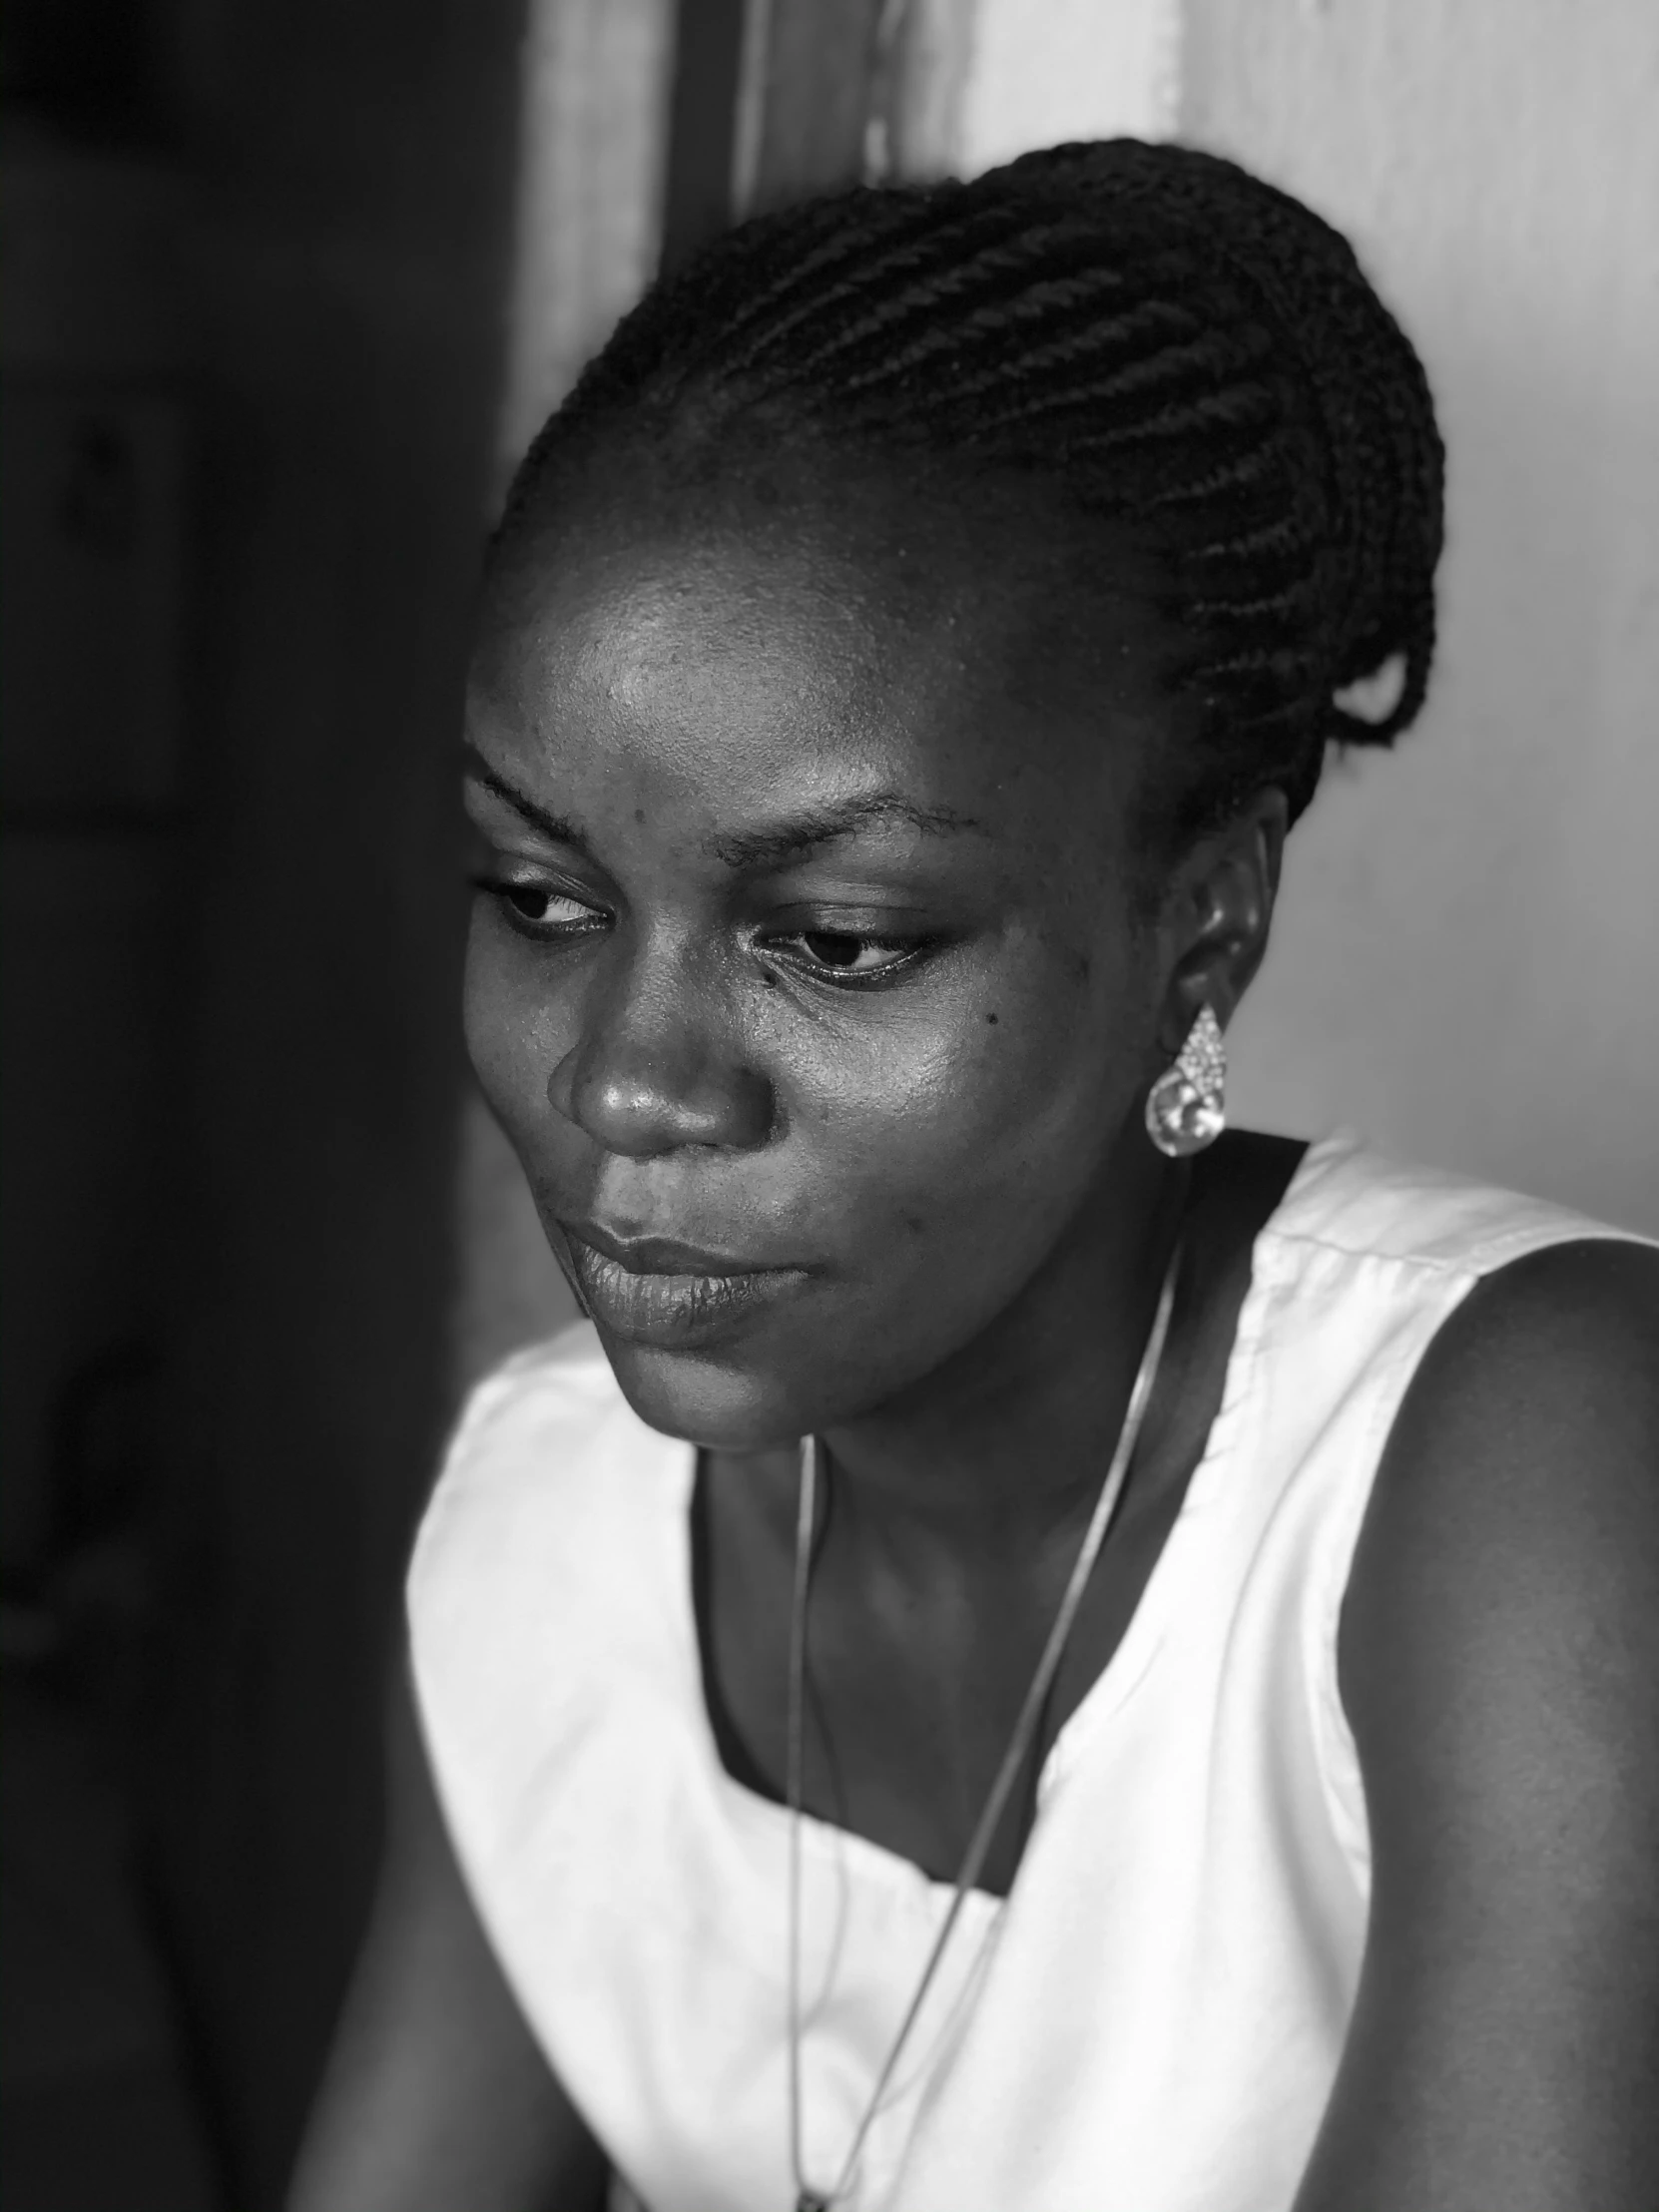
(786, 1239, 1184, 2210)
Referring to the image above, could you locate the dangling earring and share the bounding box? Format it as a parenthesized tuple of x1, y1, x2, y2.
(1145, 1003, 1227, 1158)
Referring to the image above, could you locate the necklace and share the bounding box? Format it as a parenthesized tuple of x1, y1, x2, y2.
(786, 1238, 1184, 2211)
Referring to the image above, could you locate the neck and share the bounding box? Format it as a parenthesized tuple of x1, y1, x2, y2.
(819, 1136, 1192, 1576)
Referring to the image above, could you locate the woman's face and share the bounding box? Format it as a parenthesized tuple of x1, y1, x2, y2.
(463, 459, 1180, 1448)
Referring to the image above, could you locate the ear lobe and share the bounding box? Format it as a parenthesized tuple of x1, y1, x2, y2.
(1157, 950, 1230, 1061)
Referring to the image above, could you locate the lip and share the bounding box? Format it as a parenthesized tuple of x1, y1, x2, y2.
(564, 1220, 778, 1278)
(562, 1229, 809, 1349)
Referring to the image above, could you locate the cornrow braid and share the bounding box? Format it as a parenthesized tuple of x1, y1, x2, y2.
(493, 139, 1445, 838)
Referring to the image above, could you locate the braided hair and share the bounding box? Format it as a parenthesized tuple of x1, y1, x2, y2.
(492, 139, 1444, 843)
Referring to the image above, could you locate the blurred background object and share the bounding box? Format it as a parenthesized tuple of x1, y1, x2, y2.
(3, 0, 524, 2200)
(2, 1, 1654, 2206)
(3, 3, 218, 2201)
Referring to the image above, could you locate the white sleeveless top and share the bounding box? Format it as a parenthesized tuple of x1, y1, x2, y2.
(408, 1131, 1650, 2212)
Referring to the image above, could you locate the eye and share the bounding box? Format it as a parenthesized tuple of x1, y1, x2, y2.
(770, 928, 929, 983)
(474, 875, 606, 939)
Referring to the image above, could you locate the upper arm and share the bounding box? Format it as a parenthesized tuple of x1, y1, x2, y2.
(286, 1650, 608, 2212)
(1297, 1238, 1659, 2212)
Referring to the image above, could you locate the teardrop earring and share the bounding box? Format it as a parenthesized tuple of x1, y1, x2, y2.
(1145, 1003, 1227, 1158)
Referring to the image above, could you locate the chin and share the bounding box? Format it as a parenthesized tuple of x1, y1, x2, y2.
(597, 1336, 812, 1452)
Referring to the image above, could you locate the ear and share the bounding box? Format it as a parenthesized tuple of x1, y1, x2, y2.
(1152, 787, 1288, 1056)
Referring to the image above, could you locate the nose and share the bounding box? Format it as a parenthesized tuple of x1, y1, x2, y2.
(546, 934, 775, 1159)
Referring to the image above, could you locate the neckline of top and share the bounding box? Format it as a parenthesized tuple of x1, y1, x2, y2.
(662, 1125, 1363, 1906)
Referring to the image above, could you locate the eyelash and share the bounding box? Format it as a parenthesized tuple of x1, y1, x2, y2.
(471, 876, 935, 987)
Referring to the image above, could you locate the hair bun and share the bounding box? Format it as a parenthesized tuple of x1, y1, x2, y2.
(987, 140, 1444, 752)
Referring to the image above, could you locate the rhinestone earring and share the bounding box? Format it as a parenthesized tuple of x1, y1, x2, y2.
(1145, 1003, 1227, 1157)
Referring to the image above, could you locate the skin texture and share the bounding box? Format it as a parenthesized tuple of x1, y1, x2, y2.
(463, 449, 1278, 1458)
(1304, 1239, 1659, 2212)
(287, 1662, 610, 2212)
(291, 451, 1659, 2212)
(458, 452, 1289, 1890)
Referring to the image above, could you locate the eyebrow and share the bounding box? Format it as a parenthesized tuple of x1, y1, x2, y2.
(462, 745, 599, 860)
(707, 794, 985, 871)
(463, 742, 985, 872)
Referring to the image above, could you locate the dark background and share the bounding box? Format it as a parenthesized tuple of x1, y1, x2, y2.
(0, 2, 887, 2204)
(3, 1, 525, 2200)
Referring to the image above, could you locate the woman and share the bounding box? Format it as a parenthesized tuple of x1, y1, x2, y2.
(291, 141, 1659, 2211)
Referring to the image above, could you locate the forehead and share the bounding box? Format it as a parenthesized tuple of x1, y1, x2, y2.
(471, 459, 1170, 865)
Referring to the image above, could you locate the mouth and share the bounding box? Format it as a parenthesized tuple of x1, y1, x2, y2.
(560, 1223, 810, 1348)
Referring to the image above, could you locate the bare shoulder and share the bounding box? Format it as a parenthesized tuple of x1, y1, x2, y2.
(1341, 1232, 1659, 1848)
(1344, 1234, 1659, 1694)
(1298, 1238, 1659, 2212)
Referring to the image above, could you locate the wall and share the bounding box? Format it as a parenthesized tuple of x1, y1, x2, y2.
(947, 0, 1179, 168)
(1182, 0, 1659, 1232)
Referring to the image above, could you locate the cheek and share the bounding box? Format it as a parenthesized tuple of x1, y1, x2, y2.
(462, 915, 557, 1137)
(718, 955, 1147, 1440)
(810, 941, 1138, 1262)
